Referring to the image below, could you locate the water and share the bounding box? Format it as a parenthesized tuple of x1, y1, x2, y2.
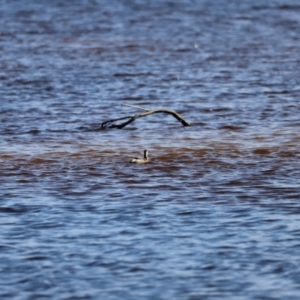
(1, 0, 300, 299)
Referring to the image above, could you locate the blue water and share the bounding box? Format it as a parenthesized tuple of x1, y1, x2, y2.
(1, 0, 300, 299)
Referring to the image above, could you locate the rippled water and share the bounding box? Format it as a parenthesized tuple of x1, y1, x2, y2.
(1, 0, 300, 299)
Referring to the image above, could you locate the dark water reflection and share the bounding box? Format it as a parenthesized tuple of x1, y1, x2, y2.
(1, 0, 300, 299)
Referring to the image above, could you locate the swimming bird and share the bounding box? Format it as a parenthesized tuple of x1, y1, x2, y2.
(130, 149, 149, 163)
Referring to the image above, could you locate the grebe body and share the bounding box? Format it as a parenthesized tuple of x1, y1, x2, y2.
(130, 149, 149, 163)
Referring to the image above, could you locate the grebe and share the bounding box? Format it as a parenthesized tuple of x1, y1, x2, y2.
(130, 149, 149, 163)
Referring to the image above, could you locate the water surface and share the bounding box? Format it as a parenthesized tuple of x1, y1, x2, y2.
(1, 0, 300, 299)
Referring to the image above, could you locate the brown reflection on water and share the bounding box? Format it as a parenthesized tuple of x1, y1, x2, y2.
(1, 138, 298, 181)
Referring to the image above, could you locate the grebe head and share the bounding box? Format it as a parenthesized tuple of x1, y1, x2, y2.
(144, 149, 148, 159)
